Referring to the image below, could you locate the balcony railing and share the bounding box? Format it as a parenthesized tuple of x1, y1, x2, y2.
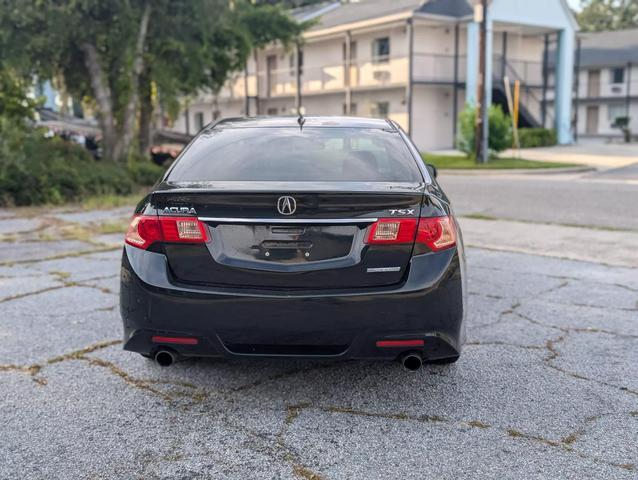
(215, 56, 411, 99)
(577, 80, 638, 99)
(412, 53, 466, 83)
(251, 56, 410, 98)
(215, 54, 548, 100)
(495, 56, 546, 87)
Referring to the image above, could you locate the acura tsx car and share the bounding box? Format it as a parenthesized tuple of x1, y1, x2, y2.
(120, 116, 466, 370)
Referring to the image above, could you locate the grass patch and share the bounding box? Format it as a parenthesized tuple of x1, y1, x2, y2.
(422, 154, 580, 170)
(95, 220, 129, 235)
(77, 191, 144, 211)
(461, 213, 499, 221)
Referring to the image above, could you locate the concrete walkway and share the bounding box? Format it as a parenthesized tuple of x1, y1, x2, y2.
(432, 142, 638, 170)
(459, 217, 638, 268)
(501, 143, 638, 169)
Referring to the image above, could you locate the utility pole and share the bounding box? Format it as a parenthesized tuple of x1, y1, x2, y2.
(474, 0, 489, 164)
(295, 42, 303, 116)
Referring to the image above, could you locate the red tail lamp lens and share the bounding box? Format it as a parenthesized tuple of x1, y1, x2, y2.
(366, 218, 417, 244)
(125, 215, 208, 250)
(365, 216, 456, 251)
(416, 216, 456, 251)
(125, 215, 163, 249)
(159, 217, 208, 242)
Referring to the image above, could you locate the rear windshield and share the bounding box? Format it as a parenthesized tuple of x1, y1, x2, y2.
(167, 127, 423, 183)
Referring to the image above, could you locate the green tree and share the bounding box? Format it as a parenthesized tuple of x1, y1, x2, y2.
(0, 0, 306, 161)
(457, 104, 512, 159)
(0, 69, 41, 121)
(577, 0, 638, 31)
(137, 1, 308, 152)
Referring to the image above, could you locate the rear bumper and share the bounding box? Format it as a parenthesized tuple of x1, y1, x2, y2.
(120, 244, 466, 361)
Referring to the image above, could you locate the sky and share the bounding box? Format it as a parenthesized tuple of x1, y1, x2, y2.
(566, 0, 581, 11)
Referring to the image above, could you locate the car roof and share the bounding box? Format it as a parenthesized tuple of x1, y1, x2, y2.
(211, 116, 397, 130)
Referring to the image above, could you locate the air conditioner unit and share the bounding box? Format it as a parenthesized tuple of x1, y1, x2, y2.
(373, 71, 390, 83)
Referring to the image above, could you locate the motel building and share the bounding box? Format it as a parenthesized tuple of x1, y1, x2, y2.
(171, 0, 577, 151)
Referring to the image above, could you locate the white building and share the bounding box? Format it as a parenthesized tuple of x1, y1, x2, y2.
(570, 28, 638, 140)
(171, 0, 577, 151)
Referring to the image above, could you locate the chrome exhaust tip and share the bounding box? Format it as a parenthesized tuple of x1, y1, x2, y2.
(401, 352, 423, 371)
(154, 350, 175, 367)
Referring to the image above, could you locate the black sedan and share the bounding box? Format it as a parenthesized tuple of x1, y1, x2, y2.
(120, 116, 466, 370)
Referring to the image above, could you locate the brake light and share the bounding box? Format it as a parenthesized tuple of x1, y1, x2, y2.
(366, 218, 417, 244)
(416, 216, 456, 251)
(125, 215, 208, 250)
(365, 216, 456, 251)
(125, 215, 163, 249)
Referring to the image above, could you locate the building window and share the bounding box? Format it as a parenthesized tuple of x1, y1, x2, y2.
(267, 107, 278, 116)
(372, 37, 390, 64)
(370, 101, 389, 118)
(195, 112, 204, 131)
(611, 67, 625, 84)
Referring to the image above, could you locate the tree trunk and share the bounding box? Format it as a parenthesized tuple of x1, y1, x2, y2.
(115, 1, 152, 162)
(81, 2, 151, 162)
(80, 42, 117, 161)
(138, 77, 154, 155)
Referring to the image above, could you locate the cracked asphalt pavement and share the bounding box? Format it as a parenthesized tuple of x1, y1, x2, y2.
(0, 189, 637, 479)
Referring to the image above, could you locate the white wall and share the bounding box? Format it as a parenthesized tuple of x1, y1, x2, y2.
(575, 102, 638, 137)
(411, 85, 457, 151)
(414, 23, 456, 55)
(171, 99, 244, 135)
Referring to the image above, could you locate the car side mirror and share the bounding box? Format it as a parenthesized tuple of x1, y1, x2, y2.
(426, 163, 438, 179)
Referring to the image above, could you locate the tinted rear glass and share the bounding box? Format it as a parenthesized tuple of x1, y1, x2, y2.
(167, 127, 423, 183)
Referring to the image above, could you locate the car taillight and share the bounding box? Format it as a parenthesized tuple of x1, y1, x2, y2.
(125, 215, 208, 250)
(125, 215, 163, 249)
(159, 217, 208, 243)
(416, 216, 456, 251)
(366, 218, 417, 244)
(365, 216, 456, 251)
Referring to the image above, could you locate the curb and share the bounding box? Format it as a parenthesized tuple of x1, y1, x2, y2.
(438, 166, 596, 175)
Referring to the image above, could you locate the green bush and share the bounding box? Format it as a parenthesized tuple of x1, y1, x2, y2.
(458, 104, 512, 157)
(0, 120, 135, 206)
(518, 128, 557, 148)
(127, 156, 165, 186)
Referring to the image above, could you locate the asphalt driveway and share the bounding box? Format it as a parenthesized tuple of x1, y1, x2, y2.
(0, 204, 636, 479)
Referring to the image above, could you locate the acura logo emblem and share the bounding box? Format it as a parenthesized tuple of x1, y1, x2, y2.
(277, 196, 296, 215)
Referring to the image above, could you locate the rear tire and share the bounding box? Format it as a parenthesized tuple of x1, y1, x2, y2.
(428, 355, 459, 365)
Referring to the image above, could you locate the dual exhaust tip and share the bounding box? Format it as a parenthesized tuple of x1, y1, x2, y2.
(152, 349, 424, 371)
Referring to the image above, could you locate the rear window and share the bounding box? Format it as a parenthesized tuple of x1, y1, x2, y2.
(167, 127, 423, 183)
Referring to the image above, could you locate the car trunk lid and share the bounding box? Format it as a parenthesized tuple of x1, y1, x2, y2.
(153, 181, 424, 289)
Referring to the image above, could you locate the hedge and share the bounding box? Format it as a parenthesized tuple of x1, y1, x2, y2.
(457, 104, 512, 156)
(518, 128, 557, 148)
(0, 121, 166, 206)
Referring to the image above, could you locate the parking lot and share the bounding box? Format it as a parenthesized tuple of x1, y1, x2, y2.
(1, 171, 637, 479)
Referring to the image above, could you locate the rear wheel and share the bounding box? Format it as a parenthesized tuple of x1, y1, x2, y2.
(428, 355, 459, 365)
